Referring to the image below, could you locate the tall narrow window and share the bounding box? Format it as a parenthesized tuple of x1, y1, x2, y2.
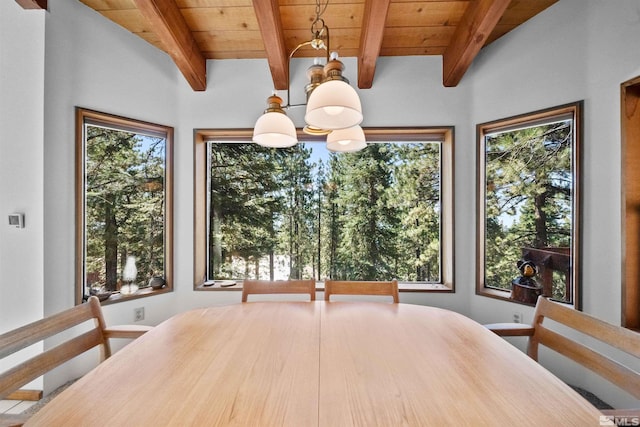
(477, 102, 582, 307)
(194, 128, 454, 292)
(75, 108, 173, 304)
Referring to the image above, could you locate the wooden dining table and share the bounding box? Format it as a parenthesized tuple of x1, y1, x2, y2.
(25, 301, 606, 426)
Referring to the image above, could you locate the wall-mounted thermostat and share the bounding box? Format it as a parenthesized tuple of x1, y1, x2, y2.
(8, 213, 24, 228)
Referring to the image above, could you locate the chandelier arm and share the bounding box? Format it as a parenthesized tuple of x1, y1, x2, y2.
(325, 26, 330, 58)
(283, 39, 330, 110)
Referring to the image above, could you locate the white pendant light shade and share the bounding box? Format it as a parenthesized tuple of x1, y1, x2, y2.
(305, 79, 362, 130)
(253, 95, 298, 148)
(252, 9, 367, 152)
(326, 125, 367, 153)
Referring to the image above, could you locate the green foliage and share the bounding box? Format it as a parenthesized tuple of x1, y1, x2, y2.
(85, 126, 165, 291)
(483, 121, 574, 301)
(208, 144, 285, 278)
(277, 145, 315, 279)
(208, 141, 442, 283)
(389, 143, 441, 281)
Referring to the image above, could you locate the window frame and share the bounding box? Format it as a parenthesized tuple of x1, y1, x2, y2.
(475, 102, 583, 308)
(621, 75, 640, 329)
(75, 107, 174, 305)
(194, 127, 455, 293)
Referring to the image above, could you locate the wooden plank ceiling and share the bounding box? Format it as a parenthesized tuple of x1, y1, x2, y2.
(70, 0, 557, 91)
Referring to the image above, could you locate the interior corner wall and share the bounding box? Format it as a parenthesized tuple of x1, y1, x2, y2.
(40, 0, 185, 390)
(468, 0, 640, 408)
(0, 2, 45, 331)
(42, 0, 180, 318)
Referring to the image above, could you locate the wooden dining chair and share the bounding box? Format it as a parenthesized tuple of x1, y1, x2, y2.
(0, 296, 152, 427)
(324, 280, 399, 303)
(485, 296, 640, 414)
(241, 279, 316, 302)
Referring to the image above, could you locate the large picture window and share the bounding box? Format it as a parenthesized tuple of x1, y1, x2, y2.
(476, 102, 582, 307)
(75, 108, 173, 304)
(194, 128, 454, 291)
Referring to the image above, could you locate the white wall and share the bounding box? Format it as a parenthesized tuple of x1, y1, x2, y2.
(3, 0, 640, 408)
(0, 0, 45, 389)
(0, 2, 45, 330)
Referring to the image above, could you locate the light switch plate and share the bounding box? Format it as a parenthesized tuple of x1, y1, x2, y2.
(8, 213, 24, 228)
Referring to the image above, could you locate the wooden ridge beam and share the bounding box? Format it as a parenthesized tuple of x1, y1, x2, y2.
(442, 0, 510, 87)
(15, 0, 47, 10)
(133, 0, 206, 91)
(358, 0, 390, 89)
(252, 0, 288, 90)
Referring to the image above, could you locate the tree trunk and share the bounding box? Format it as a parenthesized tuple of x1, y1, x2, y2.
(254, 258, 259, 278)
(317, 194, 321, 280)
(329, 199, 337, 279)
(269, 252, 274, 281)
(210, 200, 223, 278)
(104, 195, 118, 291)
(534, 191, 549, 248)
(367, 177, 379, 279)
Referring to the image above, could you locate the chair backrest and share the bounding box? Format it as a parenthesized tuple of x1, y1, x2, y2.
(241, 279, 316, 302)
(0, 296, 148, 401)
(527, 296, 640, 400)
(324, 280, 399, 303)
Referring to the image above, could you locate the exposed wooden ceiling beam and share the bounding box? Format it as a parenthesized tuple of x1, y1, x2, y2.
(358, 0, 390, 89)
(442, 0, 510, 87)
(252, 0, 288, 90)
(15, 0, 47, 9)
(132, 0, 206, 91)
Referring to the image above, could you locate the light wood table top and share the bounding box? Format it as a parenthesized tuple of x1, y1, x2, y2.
(26, 302, 605, 426)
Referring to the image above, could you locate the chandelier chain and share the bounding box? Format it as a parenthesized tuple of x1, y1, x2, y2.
(311, 0, 329, 35)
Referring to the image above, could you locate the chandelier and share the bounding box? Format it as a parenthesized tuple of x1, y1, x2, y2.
(252, 0, 366, 153)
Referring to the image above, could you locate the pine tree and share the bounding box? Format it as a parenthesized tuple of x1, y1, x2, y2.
(85, 127, 165, 291)
(484, 121, 573, 294)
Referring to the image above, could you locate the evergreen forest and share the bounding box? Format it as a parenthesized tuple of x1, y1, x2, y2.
(483, 119, 574, 302)
(84, 125, 166, 294)
(208, 142, 442, 283)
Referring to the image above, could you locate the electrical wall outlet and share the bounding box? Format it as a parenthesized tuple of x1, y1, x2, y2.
(134, 307, 145, 322)
(513, 312, 523, 324)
